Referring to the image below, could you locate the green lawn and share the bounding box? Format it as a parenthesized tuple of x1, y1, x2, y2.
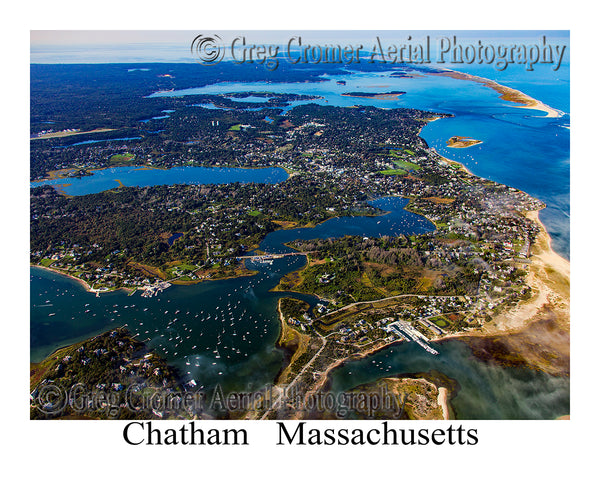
(109, 153, 136, 164)
(177, 263, 198, 272)
(379, 151, 420, 175)
(389, 148, 415, 157)
(40, 258, 54, 267)
(393, 159, 421, 171)
(248, 210, 261, 217)
(166, 263, 198, 278)
(433, 316, 449, 328)
(229, 124, 241, 131)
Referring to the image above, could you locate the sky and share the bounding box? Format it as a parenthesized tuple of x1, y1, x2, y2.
(30, 30, 569, 64)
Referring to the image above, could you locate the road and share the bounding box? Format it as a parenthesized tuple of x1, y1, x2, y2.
(316, 293, 476, 322)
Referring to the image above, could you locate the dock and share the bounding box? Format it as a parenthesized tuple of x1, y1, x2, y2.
(385, 320, 439, 355)
(140, 281, 171, 297)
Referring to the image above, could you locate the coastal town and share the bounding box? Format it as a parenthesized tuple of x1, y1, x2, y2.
(30, 62, 569, 421)
(32, 100, 545, 345)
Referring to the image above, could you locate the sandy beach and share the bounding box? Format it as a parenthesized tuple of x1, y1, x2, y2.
(526, 209, 570, 279)
(437, 387, 450, 420)
(294, 167, 570, 415)
(431, 203, 570, 383)
(436, 151, 475, 175)
(430, 69, 563, 118)
(32, 264, 93, 291)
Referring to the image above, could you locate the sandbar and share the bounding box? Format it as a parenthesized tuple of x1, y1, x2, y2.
(429, 69, 562, 118)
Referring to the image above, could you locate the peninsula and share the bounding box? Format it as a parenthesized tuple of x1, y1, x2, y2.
(429, 69, 562, 118)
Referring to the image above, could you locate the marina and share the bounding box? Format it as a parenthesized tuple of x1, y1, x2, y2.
(140, 281, 171, 298)
(384, 320, 439, 355)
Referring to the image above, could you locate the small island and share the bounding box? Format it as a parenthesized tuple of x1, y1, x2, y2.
(446, 136, 483, 148)
(341, 91, 406, 100)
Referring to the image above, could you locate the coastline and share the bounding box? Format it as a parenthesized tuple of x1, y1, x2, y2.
(429, 69, 562, 118)
(33, 261, 261, 295)
(31, 264, 133, 295)
(436, 206, 569, 343)
(418, 117, 475, 176)
(273, 299, 313, 385)
(434, 151, 475, 175)
(437, 387, 450, 420)
(299, 169, 569, 409)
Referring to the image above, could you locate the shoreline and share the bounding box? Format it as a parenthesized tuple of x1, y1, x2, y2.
(437, 387, 450, 420)
(421, 112, 567, 262)
(298, 158, 570, 407)
(418, 117, 475, 176)
(30, 73, 569, 418)
(273, 299, 313, 386)
(31, 163, 289, 185)
(33, 262, 261, 295)
(446, 136, 483, 149)
(31, 264, 133, 296)
(429, 69, 562, 118)
(435, 206, 569, 343)
(435, 151, 475, 175)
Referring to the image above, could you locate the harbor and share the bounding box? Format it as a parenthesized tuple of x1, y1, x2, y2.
(140, 281, 171, 298)
(384, 320, 439, 355)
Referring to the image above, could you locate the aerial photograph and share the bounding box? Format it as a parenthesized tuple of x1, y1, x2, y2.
(29, 30, 570, 421)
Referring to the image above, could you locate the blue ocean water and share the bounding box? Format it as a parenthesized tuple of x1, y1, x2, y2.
(421, 62, 570, 258)
(260, 197, 434, 254)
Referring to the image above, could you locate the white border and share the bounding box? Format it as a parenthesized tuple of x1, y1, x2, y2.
(5, 0, 597, 476)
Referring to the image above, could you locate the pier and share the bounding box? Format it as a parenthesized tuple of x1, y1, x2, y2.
(140, 281, 171, 297)
(386, 320, 439, 355)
